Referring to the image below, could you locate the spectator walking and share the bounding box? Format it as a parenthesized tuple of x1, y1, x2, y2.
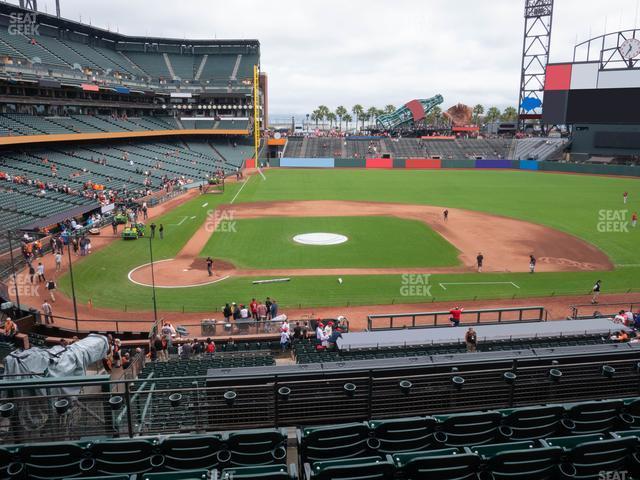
(28, 263, 35, 284)
(46, 278, 57, 302)
(55, 252, 62, 272)
(36, 262, 45, 283)
(42, 300, 53, 324)
(111, 218, 118, 235)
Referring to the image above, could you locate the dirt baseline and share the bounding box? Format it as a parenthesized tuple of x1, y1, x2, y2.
(129, 200, 612, 287)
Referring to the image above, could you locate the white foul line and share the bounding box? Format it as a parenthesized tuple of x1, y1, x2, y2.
(202, 202, 209, 207)
(230, 175, 250, 204)
(169, 216, 188, 226)
(257, 167, 267, 180)
(439, 281, 520, 290)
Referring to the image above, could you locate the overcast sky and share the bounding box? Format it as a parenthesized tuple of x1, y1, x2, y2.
(22, 0, 640, 115)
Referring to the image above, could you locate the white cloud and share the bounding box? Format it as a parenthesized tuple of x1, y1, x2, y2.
(27, 0, 640, 114)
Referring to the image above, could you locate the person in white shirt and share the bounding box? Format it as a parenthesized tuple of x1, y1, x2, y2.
(240, 305, 249, 319)
(55, 252, 62, 272)
(316, 323, 324, 341)
(614, 310, 627, 324)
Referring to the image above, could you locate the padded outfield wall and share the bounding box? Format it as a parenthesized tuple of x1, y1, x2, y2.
(269, 156, 640, 176)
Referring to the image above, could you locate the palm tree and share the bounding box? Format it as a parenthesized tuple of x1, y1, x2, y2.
(384, 104, 396, 114)
(361, 112, 370, 131)
(366, 106, 378, 128)
(352, 104, 364, 132)
(335, 105, 347, 131)
(343, 113, 352, 132)
(472, 104, 484, 125)
(485, 106, 501, 123)
(326, 112, 337, 129)
(502, 106, 518, 122)
(311, 110, 321, 128)
(317, 105, 330, 128)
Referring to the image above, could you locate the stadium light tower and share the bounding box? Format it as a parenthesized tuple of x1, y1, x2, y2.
(517, 0, 554, 131)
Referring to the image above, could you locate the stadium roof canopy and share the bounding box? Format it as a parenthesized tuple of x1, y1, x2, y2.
(0, 2, 259, 49)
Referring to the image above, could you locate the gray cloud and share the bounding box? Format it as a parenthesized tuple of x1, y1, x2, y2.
(26, 0, 640, 114)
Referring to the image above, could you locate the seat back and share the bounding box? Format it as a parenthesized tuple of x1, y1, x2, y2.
(567, 437, 636, 478)
(393, 448, 481, 480)
(309, 456, 395, 480)
(566, 400, 623, 434)
(220, 464, 293, 479)
(300, 423, 371, 462)
(20, 442, 87, 479)
(88, 438, 158, 475)
(160, 434, 223, 471)
(484, 446, 563, 480)
(503, 406, 565, 440)
(369, 416, 438, 453)
(438, 412, 503, 447)
(226, 429, 287, 467)
(141, 470, 210, 480)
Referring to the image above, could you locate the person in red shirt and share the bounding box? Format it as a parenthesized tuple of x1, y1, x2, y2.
(633, 212, 638, 228)
(250, 298, 258, 320)
(449, 306, 464, 327)
(624, 191, 629, 204)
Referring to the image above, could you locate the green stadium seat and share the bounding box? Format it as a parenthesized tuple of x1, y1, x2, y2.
(299, 423, 372, 463)
(623, 397, 640, 428)
(368, 416, 439, 453)
(64, 477, 130, 480)
(226, 429, 288, 467)
(305, 456, 395, 480)
(392, 448, 480, 480)
(562, 399, 626, 434)
(499, 405, 566, 440)
(220, 464, 297, 479)
(87, 438, 160, 475)
(141, 470, 209, 480)
(471, 441, 563, 480)
(159, 434, 224, 471)
(435, 411, 504, 447)
(545, 435, 637, 479)
(18, 442, 88, 479)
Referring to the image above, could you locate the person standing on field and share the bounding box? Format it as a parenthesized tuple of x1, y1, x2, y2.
(206, 257, 213, 277)
(529, 254, 536, 273)
(476, 252, 484, 273)
(591, 280, 602, 304)
(623, 191, 628, 204)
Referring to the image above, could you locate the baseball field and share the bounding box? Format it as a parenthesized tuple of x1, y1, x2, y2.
(57, 168, 640, 312)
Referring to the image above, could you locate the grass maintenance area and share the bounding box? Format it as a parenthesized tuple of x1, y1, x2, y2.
(58, 168, 640, 312)
(202, 216, 460, 269)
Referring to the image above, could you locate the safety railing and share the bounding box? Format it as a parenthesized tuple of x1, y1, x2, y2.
(0, 349, 638, 442)
(367, 306, 546, 331)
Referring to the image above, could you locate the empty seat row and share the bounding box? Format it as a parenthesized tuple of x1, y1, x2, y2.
(304, 433, 640, 479)
(299, 398, 640, 465)
(1, 428, 288, 479)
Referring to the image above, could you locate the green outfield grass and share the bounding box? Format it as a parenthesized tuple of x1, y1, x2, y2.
(58, 169, 640, 312)
(201, 216, 460, 268)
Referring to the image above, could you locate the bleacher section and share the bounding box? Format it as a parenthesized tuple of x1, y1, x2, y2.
(281, 137, 565, 161)
(514, 137, 567, 160)
(0, 138, 244, 252)
(0, 3, 259, 90)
